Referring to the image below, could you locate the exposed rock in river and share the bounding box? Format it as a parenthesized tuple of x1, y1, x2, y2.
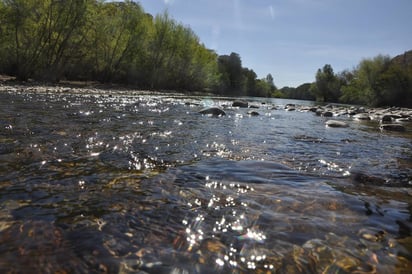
(322, 111, 333, 117)
(380, 124, 406, 132)
(232, 100, 248, 108)
(247, 110, 260, 116)
(325, 120, 349, 128)
(353, 113, 371, 120)
(199, 107, 226, 117)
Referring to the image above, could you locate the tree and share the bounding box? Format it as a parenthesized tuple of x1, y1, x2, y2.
(340, 55, 391, 106)
(265, 73, 276, 90)
(0, 0, 88, 81)
(311, 64, 340, 102)
(217, 53, 244, 95)
(377, 62, 411, 107)
(242, 68, 257, 96)
(0, 1, 276, 95)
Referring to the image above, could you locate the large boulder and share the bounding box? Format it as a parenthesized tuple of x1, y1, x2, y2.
(199, 107, 226, 117)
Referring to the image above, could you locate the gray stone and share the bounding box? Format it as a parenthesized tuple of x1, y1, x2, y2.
(381, 115, 393, 123)
(353, 113, 371, 120)
(395, 117, 411, 122)
(325, 120, 349, 128)
(199, 107, 226, 116)
(247, 110, 260, 116)
(380, 124, 406, 132)
(232, 100, 248, 108)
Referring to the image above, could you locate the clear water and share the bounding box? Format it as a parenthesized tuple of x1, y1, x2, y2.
(0, 86, 411, 273)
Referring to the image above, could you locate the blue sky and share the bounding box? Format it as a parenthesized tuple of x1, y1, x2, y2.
(137, 0, 412, 88)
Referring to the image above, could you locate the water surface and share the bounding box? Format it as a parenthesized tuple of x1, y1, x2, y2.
(0, 86, 411, 273)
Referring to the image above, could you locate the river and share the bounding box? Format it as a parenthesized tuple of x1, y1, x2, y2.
(0, 85, 411, 273)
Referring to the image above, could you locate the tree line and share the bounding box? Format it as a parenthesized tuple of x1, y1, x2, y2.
(1, 1, 410, 106)
(0, 0, 276, 97)
(278, 51, 412, 107)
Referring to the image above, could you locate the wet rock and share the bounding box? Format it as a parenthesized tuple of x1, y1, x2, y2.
(247, 110, 260, 116)
(199, 107, 226, 116)
(285, 104, 296, 111)
(315, 109, 323, 116)
(184, 100, 201, 106)
(322, 111, 333, 117)
(381, 115, 393, 123)
(351, 172, 387, 186)
(353, 113, 371, 120)
(325, 120, 348, 128)
(232, 100, 248, 108)
(396, 117, 411, 122)
(380, 124, 406, 132)
(0, 220, 86, 273)
(249, 104, 259, 109)
(389, 114, 403, 120)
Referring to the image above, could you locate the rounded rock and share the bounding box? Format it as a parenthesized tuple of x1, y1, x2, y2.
(326, 120, 349, 128)
(322, 111, 333, 117)
(199, 107, 226, 116)
(353, 113, 371, 120)
(380, 124, 406, 132)
(232, 100, 248, 108)
(381, 115, 393, 123)
(247, 110, 260, 116)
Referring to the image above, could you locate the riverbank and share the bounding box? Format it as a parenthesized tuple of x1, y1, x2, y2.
(0, 74, 217, 97)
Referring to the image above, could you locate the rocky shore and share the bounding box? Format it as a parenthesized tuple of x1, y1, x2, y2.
(200, 97, 412, 132)
(1, 82, 411, 133)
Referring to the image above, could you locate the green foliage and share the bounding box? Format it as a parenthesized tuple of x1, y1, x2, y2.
(272, 90, 285, 98)
(311, 64, 341, 102)
(375, 61, 412, 107)
(216, 53, 275, 96)
(0, 1, 228, 93)
(0, 0, 88, 81)
(279, 83, 314, 100)
(0, 0, 275, 95)
(311, 53, 412, 107)
(3, 0, 408, 104)
(217, 53, 243, 95)
(339, 54, 411, 107)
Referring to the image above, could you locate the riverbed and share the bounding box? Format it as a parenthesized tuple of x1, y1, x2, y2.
(0, 85, 411, 273)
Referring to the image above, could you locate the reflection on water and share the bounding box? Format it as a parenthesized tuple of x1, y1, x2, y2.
(0, 87, 411, 273)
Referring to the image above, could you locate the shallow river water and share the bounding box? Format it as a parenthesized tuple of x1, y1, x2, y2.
(0, 86, 411, 273)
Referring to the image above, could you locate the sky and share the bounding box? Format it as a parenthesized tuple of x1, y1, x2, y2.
(137, 0, 412, 88)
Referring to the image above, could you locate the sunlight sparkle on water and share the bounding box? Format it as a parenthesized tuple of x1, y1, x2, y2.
(318, 158, 351, 176)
